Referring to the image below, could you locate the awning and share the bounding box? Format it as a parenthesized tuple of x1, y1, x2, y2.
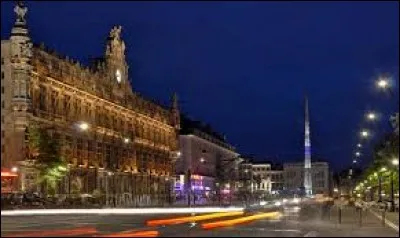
(1, 169, 18, 178)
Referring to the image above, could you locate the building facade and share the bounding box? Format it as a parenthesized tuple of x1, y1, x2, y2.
(284, 161, 330, 195)
(252, 163, 271, 193)
(268, 167, 284, 194)
(1, 2, 180, 206)
(175, 116, 240, 204)
(237, 160, 284, 196)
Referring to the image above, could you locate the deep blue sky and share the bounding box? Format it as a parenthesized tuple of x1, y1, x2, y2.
(2, 1, 398, 172)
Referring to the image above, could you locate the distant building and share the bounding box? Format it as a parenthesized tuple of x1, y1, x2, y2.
(252, 163, 271, 192)
(284, 161, 330, 195)
(337, 167, 362, 197)
(174, 115, 240, 203)
(237, 159, 284, 195)
(269, 164, 284, 194)
(237, 159, 254, 194)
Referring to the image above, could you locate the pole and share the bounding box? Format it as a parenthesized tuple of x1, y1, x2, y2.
(187, 169, 191, 207)
(390, 172, 394, 212)
(105, 173, 108, 207)
(358, 207, 362, 227)
(378, 175, 382, 202)
(338, 206, 342, 224)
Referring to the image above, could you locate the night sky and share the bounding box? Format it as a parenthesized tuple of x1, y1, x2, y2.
(1, 1, 398, 172)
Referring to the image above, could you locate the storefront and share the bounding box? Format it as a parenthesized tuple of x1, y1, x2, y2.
(1, 169, 18, 194)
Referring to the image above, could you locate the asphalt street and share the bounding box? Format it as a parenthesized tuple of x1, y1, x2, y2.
(1, 204, 399, 237)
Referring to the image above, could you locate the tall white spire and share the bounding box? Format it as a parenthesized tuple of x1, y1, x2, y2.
(304, 95, 313, 196)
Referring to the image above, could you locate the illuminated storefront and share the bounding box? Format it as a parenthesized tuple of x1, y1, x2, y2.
(1, 169, 18, 193)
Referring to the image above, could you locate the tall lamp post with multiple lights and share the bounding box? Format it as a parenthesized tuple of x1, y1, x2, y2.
(390, 158, 399, 212)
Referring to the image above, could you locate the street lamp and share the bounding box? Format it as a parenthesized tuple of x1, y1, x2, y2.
(366, 112, 377, 121)
(123, 138, 130, 143)
(353, 159, 357, 164)
(360, 130, 369, 138)
(376, 77, 389, 89)
(355, 152, 361, 157)
(389, 158, 399, 212)
(11, 167, 18, 173)
(357, 143, 362, 148)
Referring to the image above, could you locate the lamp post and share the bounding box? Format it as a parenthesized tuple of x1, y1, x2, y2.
(378, 168, 387, 202)
(77, 122, 89, 195)
(390, 158, 399, 212)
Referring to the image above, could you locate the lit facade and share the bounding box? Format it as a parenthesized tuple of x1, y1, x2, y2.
(1, 2, 180, 206)
(237, 160, 284, 195)
(284, 162, 330, 195)
(175, 116, 240, 203)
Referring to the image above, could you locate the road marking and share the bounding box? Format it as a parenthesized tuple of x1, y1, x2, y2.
(304, 231, 318, 237)
(368, 209, 399, 232)
(201, 212, 282, 230)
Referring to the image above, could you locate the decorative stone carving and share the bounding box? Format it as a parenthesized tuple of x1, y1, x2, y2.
(20, 41, 33, 58)
(14, 1, 27, 24)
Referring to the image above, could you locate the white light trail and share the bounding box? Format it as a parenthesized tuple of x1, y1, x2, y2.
(0, 207, 244, 216)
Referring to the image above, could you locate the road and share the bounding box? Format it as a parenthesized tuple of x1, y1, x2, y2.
(1, 204, 399, 237)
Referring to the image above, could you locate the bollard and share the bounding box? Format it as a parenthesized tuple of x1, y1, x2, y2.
(382, 208, 386, 227)
(358, 207, 362, 227)
(338, 207, 342, 224)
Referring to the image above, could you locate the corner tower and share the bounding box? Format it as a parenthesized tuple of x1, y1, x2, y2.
(104, 26, 132, 101)
(8, 1, 33, 169)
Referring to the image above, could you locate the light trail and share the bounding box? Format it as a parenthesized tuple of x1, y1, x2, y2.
(96, 230, 159, 237)
(146, 211, 244, 226)
(1, 207, 243, 216)
(201, 211, 282, 230)
(5, 227, 98, 237)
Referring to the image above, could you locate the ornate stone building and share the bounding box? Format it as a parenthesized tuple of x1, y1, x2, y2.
(1, 2, 180, 206)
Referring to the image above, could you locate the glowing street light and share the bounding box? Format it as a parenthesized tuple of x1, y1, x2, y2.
(357, 143, 362, 148)
(11, 167, 18, 173)
(366, 112, 376, 121)
(124, 138, 130, 143)
(360, 130, 369, 138)
(355, 152, 361, 157)
(78, 122, 89, 131)
(376, 77, 389, 89)
(200, 157, 205, 163)
(353, 159, 357, 164)
(392, 158, 399, 166)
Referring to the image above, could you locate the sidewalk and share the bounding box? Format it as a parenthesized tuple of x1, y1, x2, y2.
(369, 207, 399, 232)
(290, 204, 399, 237)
